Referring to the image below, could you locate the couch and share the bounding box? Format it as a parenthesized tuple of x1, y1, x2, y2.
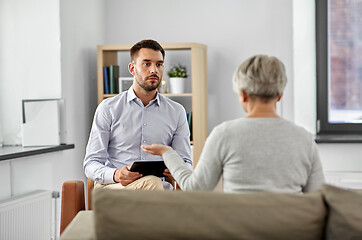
(60, 184, 362, 240)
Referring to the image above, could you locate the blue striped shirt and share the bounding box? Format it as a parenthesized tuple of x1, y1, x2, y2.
(84, 87, 192, 184)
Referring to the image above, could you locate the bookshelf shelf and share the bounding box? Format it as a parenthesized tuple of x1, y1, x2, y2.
(97, 43, 208, 166)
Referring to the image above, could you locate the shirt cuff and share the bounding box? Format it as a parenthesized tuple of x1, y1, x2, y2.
(104, 168, 117, 184)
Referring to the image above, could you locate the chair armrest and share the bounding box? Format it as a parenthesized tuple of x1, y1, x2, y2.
(60, 181, 85, 235)
(87, 179, 94, 210)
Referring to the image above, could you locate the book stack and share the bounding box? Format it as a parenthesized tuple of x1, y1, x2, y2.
(103, 65, 120, 94)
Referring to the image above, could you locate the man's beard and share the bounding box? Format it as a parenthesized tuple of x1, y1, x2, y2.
(135, 75, 161, 91)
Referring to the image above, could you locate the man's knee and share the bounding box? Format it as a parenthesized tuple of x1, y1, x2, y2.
(96, 176, 164, 191)
(133, 175, 164, 190)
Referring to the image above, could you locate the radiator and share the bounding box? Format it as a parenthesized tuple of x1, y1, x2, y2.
(0, 190, 58, 240)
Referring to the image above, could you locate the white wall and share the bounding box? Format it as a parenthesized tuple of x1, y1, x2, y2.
(0, 0, 61, 145)
(59, 0, 105, 188)
(104, 0, 294, 130)
(293, 0, 316, 135)
(0, 0, 104, 237)
(0, 0, 104, 192)
(0, 0, 64, 199)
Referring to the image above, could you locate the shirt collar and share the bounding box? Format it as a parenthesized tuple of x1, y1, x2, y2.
(126, 86, 137, 102)
(126, 86, 161, 106)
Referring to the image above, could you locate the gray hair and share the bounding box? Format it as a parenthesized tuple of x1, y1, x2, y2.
(232, 55, 287, 100)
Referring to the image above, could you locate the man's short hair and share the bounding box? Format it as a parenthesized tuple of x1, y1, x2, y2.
(130, 39, 165, 62)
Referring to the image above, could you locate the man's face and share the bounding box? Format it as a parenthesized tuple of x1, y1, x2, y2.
(129, 48, 164, 92)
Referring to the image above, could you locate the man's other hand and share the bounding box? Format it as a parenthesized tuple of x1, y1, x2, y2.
(114, 166, 142, 186)
(163, 168, 175, 181)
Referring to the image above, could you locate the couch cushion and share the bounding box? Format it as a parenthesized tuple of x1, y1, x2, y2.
(93, 188, 326, 240)
(322, 184, 362, 240)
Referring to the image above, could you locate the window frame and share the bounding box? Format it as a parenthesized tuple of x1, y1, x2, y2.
(316, 0, 362, 137)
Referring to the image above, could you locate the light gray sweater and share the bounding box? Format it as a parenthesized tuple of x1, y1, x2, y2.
(163, 118, 325, 193)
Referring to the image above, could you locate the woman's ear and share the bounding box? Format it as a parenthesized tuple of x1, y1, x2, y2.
(241, 90, 248, 102)
(128, 62, 135, 76)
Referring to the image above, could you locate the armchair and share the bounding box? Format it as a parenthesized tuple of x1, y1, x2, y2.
(60, 179, 94, 235)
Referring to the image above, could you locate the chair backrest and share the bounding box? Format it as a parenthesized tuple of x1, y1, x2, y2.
(60, 179, 94, 235)
(60, 181, 85, 234)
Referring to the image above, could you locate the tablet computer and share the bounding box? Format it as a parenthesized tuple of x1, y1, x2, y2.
(130, 161, 167, 177)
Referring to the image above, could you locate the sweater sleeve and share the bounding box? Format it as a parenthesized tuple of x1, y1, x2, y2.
(303, 141, 325, 192)
(163, 126, 224, 191)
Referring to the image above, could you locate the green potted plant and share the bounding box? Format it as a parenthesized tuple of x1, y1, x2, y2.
(168, 64, 188, 94)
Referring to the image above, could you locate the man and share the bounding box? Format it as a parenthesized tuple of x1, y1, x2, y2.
(84, 39, 192, 190)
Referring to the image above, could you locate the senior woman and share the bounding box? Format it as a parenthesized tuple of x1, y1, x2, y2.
(142, 55, 325, 193)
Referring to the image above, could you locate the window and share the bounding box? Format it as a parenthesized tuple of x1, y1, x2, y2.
(316, 0, 362, 142)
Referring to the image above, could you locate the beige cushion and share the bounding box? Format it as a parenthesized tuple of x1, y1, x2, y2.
(322, 184, 362, 240)
(60, 210, 95, 240)
(93, 188, 326, 240)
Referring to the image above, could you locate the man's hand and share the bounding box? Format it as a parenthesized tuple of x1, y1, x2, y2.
(114, 166, 142, 186)
(163, 168, 175, 181)
(141, 144, 172, 156)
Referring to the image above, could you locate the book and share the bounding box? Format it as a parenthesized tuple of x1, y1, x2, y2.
(103, 66, 110, 94)
(187, 111, 193, 141)
(109, 65, 120, 94)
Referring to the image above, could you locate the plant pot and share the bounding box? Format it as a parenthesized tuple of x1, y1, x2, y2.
(169, 77, 186, 94)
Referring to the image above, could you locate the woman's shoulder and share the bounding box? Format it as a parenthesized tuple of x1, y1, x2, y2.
(213, 118, 314, 138)
(212, 118, 250, 134)
(278, 118, 314, 135)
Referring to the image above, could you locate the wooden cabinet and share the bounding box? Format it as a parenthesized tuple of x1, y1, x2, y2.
(97, 43, 208, 166)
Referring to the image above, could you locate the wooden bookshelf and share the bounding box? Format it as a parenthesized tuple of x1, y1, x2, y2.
(97, 43, 208, 166)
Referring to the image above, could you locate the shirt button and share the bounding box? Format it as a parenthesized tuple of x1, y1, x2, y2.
(143, 140, 146, 143)
(141, 157, 145, 160)
(144, 107, 146, 110)
(143, 123, 147, 126)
